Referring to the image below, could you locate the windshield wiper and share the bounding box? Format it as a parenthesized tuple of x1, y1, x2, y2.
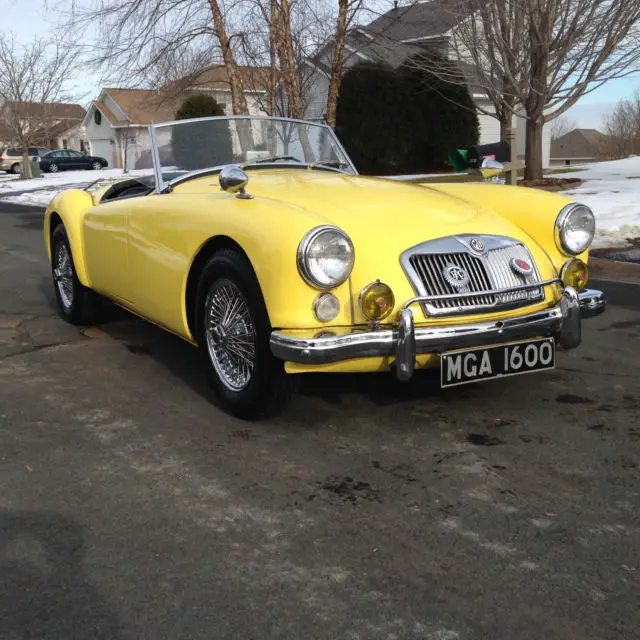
(246, 155, 302, 164)
(307, 160, 350, 172)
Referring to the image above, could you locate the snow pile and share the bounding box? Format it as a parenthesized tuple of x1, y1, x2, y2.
(549, 157, 640, 249)
(0, 168, 153, 207)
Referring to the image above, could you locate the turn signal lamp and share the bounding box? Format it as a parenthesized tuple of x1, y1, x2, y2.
(359, 281, 395, 321)
(561, 258, 589, 291)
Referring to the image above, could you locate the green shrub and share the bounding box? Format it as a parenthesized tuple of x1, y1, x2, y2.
(335, 62, 409, 174)
(171, 93, 234, 170)
(335, 55, 479, 174)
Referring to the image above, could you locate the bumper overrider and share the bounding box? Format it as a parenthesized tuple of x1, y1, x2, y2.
(269, 281, 606, 379)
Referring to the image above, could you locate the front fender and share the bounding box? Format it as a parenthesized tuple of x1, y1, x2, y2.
(44, 189, 95, 286)
(424, 183, 590, 269)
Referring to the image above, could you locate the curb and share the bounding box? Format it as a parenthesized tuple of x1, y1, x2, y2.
(589, 257, 640, 284)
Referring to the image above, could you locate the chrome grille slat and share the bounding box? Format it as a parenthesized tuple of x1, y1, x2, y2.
(404, 235, 545, 318)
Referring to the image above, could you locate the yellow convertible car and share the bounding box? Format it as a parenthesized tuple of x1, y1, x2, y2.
(43, 115, 605, 419)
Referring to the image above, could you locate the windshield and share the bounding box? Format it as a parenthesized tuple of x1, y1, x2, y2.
(143, 116, 356, 191)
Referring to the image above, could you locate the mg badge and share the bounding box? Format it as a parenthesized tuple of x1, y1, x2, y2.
(469, 238, 485, 253)
(442, 264, 470, 289)
(510, 257, 533, 276)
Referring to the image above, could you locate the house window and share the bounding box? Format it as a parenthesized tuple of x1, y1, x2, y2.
(80, 140, 86, 153)
(94, 110, 102, 125)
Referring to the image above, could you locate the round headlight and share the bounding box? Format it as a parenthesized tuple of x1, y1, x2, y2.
(561, 258, 589, 291)
(555, 203, 595, 256)
(359, 281, 395, 321)
(297, 226, 355, 289)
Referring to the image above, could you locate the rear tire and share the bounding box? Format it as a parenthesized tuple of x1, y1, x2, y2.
(48, 163, 59, 172)
(10, 163, 20, 174)
(51, 224, 101, 325)
(92, 161, 102, 170)
(194, 249, 297, 420)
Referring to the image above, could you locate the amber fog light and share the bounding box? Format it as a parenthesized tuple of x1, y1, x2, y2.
(359, 281, 395, 321)
(313, 292, 340, 322)
(561, 258, 589, 291)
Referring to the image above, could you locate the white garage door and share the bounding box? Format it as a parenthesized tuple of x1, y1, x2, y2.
(89, 139, 114, 168)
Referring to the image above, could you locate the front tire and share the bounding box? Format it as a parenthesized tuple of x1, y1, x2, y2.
(92, 161, 102, 170)
(51, 224, 101, 325)
(195, 249, 297, 420)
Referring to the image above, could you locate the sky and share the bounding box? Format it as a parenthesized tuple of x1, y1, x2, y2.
(1, 0, 639, 130)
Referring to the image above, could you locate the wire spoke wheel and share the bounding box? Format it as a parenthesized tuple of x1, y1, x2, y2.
(53, 241, 74, 309)
(205, 278, 256, 392)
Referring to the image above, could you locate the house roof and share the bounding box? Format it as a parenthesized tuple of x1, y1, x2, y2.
(4, 101, 86, 120)
(365, 0, 472, 42)
(93, 88, 178, 126)
(91, 65, 271, 127)
(551, 128, 607, 159)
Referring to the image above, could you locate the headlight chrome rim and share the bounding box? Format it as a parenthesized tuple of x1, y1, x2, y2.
(297, 225, 355, 290)
(555, 203, 595, 256)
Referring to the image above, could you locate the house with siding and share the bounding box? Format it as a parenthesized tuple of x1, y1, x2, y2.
(303, 0, 551, 168)
(0, 101, 88, 151)
(83, 66, 269, 170)
(550, 128, 607, 166)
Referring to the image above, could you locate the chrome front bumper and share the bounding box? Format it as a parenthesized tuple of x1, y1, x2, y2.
(269, 287, 606, 378)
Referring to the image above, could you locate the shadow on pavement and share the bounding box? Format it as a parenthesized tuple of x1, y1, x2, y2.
(0, 510, 126, 639)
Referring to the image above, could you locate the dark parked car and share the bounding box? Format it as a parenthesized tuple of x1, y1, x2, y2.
(39, 149, 109, 173)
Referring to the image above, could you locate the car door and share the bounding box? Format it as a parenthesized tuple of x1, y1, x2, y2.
(82, 196, 134, 304)
(63, 150, 85, 169)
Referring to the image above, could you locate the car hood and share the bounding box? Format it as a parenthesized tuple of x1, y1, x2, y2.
(176, 168, 558, 284)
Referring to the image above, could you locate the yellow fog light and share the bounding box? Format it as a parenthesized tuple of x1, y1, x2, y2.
(313, 292, 340, 322)
(359, 281, 395, 321)
(561, 258, 589, 291)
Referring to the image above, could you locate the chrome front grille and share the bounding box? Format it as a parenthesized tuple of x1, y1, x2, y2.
(401, 235, 545, 317)
(409, 252, 495, 309)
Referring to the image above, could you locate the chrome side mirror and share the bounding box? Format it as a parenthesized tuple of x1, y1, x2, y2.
(480, 158, 505, 182)
(219, 165, 253, 199)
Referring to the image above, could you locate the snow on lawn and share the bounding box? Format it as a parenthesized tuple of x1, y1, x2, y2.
(0, 168, 153, 206)
(549, 157, 640, 249)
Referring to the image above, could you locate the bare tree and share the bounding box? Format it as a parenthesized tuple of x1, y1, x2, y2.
(601, 91, 640, 158)
(398, 0, 640, 180)
(550, 115, 577, 140)
(0, 34, 79, 178)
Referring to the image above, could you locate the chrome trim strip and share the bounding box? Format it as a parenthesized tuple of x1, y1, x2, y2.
(578, 288, 606, 318)
(402, 278, 561, 315)
(148, 124, 164, 195)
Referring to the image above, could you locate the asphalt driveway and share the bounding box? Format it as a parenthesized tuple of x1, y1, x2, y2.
(0, 204, 639, 640)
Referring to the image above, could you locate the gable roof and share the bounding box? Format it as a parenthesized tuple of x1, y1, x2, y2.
(365, 0, 472, 42)
(89, 65, 271, 128)
(3, 101, 86, 120)
(551, 128, 607, 159)
(91, 88, 179, 127)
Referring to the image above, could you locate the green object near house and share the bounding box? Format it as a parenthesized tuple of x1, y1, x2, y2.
(29, 157, 41, 178)
(448, 149, 468, 173)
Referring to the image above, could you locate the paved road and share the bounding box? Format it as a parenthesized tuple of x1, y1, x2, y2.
(1, 205, 639, 640)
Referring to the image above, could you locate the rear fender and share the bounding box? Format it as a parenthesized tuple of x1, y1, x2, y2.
(44, 189, 95, 286)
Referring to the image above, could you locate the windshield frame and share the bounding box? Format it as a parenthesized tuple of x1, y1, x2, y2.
(147, 114, 358, 194)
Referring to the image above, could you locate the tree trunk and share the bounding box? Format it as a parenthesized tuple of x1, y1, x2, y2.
(21, 148, 31, 179)
(208, 0, 254, 154)
(268, 0, 278, 117)
(272, 0, 303, 119)
(524, 117, 543, 181)
(324, 0, 349, 129)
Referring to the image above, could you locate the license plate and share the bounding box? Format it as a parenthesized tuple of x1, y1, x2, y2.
(440, 338, 555, 388)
